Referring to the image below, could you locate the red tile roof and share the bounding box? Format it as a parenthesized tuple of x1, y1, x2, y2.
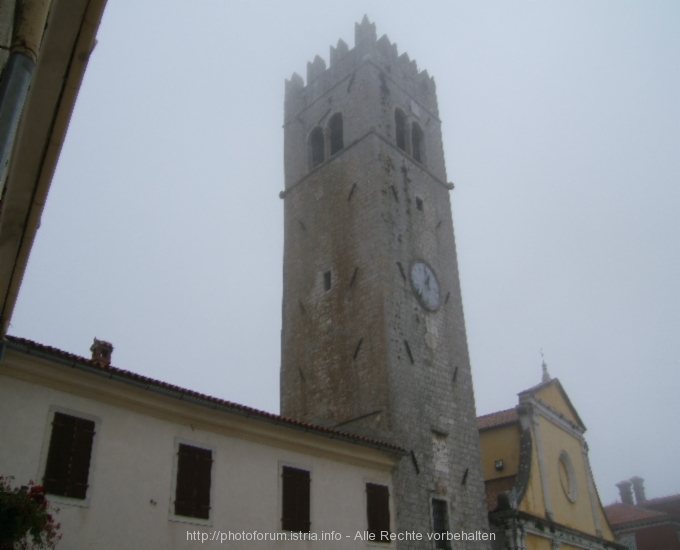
(477, 407, 518, 430)
(604, 503, 665, 525)
(485, 475, 516, 511)
(3, 335, 406, 455)
(645, 494, 680, 506)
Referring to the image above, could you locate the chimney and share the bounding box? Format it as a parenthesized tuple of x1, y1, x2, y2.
(630, 476, 646, 505)
(90, 338, 113, 366)
(616, 480, 634, 505)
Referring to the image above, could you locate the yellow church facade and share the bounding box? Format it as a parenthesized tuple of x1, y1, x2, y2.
(478, 367, 624, 550)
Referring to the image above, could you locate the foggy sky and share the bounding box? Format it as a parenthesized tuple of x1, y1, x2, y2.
(11, 1, 679, 504)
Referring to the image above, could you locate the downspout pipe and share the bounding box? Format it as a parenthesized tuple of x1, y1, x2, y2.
(0, 0, 52, 195)
(0, 52, 34, 189)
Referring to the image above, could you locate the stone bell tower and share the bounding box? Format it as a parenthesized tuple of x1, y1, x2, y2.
(280, 17, 488, 545)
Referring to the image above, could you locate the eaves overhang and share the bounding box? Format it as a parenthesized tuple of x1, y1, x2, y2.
(0, 0, 107, 337)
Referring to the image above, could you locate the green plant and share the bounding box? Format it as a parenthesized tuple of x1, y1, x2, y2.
(0, 476, 61, 550)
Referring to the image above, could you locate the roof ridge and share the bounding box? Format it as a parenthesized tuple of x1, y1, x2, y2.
(477, 406, 517, 420)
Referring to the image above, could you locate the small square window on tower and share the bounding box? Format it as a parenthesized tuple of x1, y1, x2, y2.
(323, 270, 332, 291)
(416, 197, 423, 211)
(281, 466, 311, 532)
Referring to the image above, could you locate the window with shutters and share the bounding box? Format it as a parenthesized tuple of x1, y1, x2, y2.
(431, 498, 451, 549)
(281, 466, 311, 532)
(43, 411, 96, 501)
(173, 443, 213, 520)
(366, 483, 390, 542)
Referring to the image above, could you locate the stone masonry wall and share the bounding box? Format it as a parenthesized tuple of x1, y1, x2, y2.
(281, 17, 489, 548)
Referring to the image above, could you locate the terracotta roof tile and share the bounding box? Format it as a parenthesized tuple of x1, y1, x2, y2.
(4, 335, 406, 455)
(604, 503, 665, 525)
(477, 407, 518, 430)
(485, 475, 516, 511)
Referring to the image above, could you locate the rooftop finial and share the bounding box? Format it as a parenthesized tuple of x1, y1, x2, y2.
(540, 349, 551, 383)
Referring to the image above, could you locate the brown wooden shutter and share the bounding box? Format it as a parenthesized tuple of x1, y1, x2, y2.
(281, 466, 310, 532)
(366, 483, 390, 541)
(68, 418, 95, 499)
(174, 444, 195, 517)
(194, 447, 212, 519)
(43, 413, 95, 499)
(175, 444, 212, 519)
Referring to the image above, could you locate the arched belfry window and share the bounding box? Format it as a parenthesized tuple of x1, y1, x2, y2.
(310, 127, 324, 168)
(329, 113, 343, 156)
(395, 109, 406, 151)
(412, 122, 425, 164)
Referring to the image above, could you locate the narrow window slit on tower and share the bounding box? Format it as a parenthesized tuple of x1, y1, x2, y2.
(390, 185, 399, 202)
(298, 220, 306, 231)
(436, 220, 442, 229)
(395, 109, 406, 151)
(353, 338, 363, 360)
(298, 368, 306, 382)
(404, 340, 414, 364)
(396, 262, 406, 281)
(410, 450, 420, 475)
(329, 113, 343, 155)
(461, 467, 469, 485)
(347, 72, 355, 93)
(416, 197, 423, 211)
(445, 291, 450, 304)
(452, 366, 458, 383)
(310, 127, 324, 168)
(298, 299, 306, 314)
(324, 270, 332, 291)
(347, 183, 357, 202)
(412, 122, 424, 164)
(349, 267, 359, 288)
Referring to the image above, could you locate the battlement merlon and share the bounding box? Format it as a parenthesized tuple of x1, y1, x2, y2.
(284, 16, 438, 121)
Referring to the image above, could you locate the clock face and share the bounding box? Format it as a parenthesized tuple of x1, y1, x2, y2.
(410, 261, 440, 311)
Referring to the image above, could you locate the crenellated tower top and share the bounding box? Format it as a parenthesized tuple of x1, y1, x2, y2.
(285, 16, 438, 122)
(282, 17, 448, 190)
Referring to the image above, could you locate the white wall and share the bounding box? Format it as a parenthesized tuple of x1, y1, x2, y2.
(0, 357, 397, 549)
